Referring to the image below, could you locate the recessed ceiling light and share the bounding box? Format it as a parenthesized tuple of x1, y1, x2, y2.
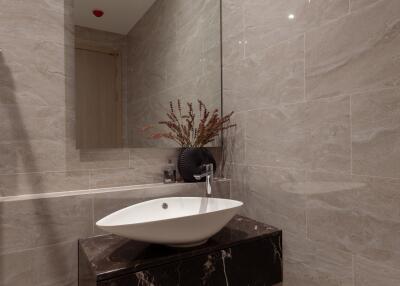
(288, 14, 295, 20)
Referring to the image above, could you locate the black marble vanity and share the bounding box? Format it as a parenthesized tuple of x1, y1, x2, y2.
(79, 216, 282, 286)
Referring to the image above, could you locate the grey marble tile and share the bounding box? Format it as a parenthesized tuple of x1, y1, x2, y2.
(0, 195, 92, 254)
(90, 167, 163, 189)
(246, 96, 351, 173)
(306, 0, 400, 99)
(0, 171, 90, 197)
(0, 0, 69, 16)
(245, 166, 307, 235)
(222, 112, 246, 165)
(354, 255, 400, 286)
(66, 149, 130, 171)
(0, 1, 73, 45)
(0, 140, 67, 175)
(130, 148, 178, 168)
(0, 249, 33, 286)
(306, 173, 400, 270)
(351, 88, 400, 178)
(350, 0, 382, 12)
(0, 241, 77, 286)
(32, 241, 78, 286)
(0, 104, 65, 143)
(224, 35, 305, 113)
(243, 0, 349, 51)
(0, 36, 68, 107)
(222, 0, 244, 40)
(283, 232, 353, 286)
(222, 32, 245, 66)
(224, 164, 248, 202)
(203, 46, 221, 78)
(165, 40, 204, 88)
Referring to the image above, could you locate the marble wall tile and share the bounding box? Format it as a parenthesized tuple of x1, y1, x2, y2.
(0, 104, 65, 143)
(222, 0, 243, 40)
(354, 256, 400, 286)
(244, 0, 349, 51)
(32, 241, 78, 286)
(0, 0, 69, 15)
(130, 148, 178, 167)
(203, 47, 221, 78)
(0, 195, 92, 254)
(0, 248, 33, 286)
(0, 36, 68, 107)
(283, 232, 353, 286)
(0, 171, 90, 197)
(66, 149, 130, 171)
(245, 166, 307, 236)
(222, 33, 244, 66)
(246, 96, 351, 173)
(0, 0, 73, 45)
(222, 112, 246, 165)
(0, 140, 67, 175)
(224, 164, 247, 202)
(350, 0, 381, 12)
(306, 0, 400, 100)
(306, 173, 400, 270)
(351, 88, 400, 178)
(0, 241, 78, 286)
(224, 35, 305, 113)
(90, 167, 165, 189)
(222, 0, 400, 283)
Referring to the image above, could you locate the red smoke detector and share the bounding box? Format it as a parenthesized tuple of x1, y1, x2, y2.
(92, 9, 104, 18)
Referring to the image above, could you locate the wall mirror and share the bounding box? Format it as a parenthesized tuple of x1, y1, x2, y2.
(73, 0, 222, 149)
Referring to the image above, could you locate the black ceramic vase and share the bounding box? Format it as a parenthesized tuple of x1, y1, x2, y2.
(177, 148, 216, 183)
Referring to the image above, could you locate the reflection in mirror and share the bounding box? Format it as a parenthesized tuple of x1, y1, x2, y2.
(73, 0, 222, 149)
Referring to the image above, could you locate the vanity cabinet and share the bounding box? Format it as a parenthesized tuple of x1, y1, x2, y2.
(79, 216, 282, 286)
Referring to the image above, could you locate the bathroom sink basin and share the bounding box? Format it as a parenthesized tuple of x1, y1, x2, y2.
(96, 197, 243, 247)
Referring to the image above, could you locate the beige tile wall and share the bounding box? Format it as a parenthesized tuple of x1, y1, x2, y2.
(0, 0, 225, 285)
(0, 0, 185, 197)
(223, 0, 400, 285)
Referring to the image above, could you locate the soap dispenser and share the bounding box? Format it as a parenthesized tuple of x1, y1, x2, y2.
(163, 159, 176, 184)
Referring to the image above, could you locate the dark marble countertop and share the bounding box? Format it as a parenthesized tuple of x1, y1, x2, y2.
(79, 215, 281, 282)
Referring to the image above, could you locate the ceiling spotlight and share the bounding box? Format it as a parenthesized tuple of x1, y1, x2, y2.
(288, 14, 295, 20)
(92, 9, 104, 18)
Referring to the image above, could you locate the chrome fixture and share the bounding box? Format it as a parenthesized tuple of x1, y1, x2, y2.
(194, 164, 214, 197)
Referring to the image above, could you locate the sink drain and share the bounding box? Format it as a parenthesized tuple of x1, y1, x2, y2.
(162, 203, 168, 209)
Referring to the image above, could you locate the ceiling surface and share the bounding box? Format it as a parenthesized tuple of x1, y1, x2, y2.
(73, 0, 156, 35)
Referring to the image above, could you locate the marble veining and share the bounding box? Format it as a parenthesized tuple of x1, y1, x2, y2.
(79, 216, 282, 285)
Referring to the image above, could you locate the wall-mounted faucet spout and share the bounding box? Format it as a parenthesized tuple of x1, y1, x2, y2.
(194, 164, 214, 197)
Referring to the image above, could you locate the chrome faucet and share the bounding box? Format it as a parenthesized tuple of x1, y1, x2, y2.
(194, 164, 213, 197)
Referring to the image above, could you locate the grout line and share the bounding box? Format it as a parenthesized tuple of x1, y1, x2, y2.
(0, 239, 80, 257)
(350, 95, 353, 175)
(91, 195, 95, 234)
(228, 162, 400, 181)
(348, 0, 352, 14)
(243, 112, 247, 165)
(303, 32, 307, 102)
(232, 93, 351, 116)
(352, 254, 356, 286)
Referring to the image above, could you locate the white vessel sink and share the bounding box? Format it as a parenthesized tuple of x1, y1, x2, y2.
(96, 197, 243, 247)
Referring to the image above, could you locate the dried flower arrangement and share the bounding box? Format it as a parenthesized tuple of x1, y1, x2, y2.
(143, 99, 235, 147)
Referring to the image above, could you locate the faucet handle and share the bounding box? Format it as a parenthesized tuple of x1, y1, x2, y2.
(204, 163, 213, 173)
(193, 163, 214, 180)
